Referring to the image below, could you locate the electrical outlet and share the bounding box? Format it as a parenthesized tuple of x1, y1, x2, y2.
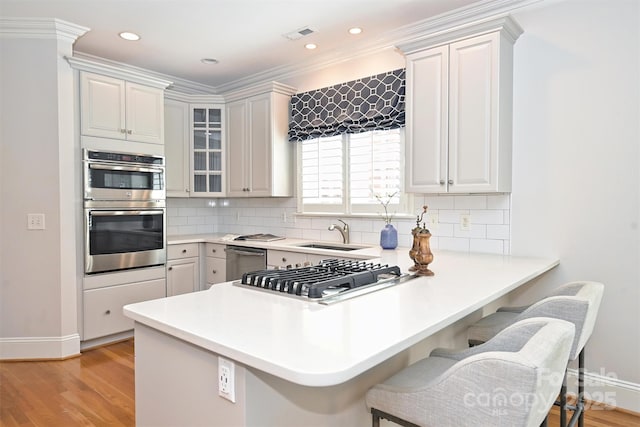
(460, 214, 471, 231)
(27, 213, 45, 230)
(218, 357, 236, 402)
(428, 213, 438, 228)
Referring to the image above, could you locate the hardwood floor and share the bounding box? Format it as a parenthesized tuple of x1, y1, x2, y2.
(1, 339, 638, 426)
(0, 340, 134, 426)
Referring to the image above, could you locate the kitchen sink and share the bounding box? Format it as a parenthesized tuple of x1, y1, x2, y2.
(296, 242, 370, 251)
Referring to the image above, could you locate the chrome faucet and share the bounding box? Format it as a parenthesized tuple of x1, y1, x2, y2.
(328, 220, 349, 244)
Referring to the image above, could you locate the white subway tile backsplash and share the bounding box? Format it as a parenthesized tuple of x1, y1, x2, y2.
(424, 195, 455, 210)
(439, 237, 470, 252)
(167, 193, 512, 255)
(487, 194, 510, 209)
(454, 224, 487, 239)
(470, 210, 504, 224)
(487, 224, 510, 240)
(454, 195, 487, 209)
(470, 239, 504, 255)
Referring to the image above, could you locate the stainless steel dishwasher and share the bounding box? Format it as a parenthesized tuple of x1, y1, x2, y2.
(225, 245, 267, 281)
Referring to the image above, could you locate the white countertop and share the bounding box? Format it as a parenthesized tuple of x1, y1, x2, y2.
(167, 233, 382, 259)
(125, 242, 559, 387)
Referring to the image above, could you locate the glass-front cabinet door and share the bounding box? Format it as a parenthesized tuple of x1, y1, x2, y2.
(190, 104, 225, 196)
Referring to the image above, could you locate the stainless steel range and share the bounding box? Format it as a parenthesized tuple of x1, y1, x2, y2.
(237, 259, 416, 304)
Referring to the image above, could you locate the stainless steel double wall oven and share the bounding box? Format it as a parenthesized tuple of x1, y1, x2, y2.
(83, 149, 166, 274)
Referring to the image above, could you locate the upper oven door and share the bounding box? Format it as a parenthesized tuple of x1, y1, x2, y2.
(84, 203, 166, 274)
(84, 162, 165, 201)
(83, 149, 165, 201)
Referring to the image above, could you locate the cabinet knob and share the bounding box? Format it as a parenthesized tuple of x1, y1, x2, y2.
(186, 189, 190, 193)
(105, 310, 111, 315)
(182, 249, 187, 253)
(440, 180, 445, 185)
(120, 129, 126, 134)
(168, 266, 173, 271)
(212, 248, 216, 253)
(127, 129, 132, 135)
(212, 270, 217, 274)
(448, 179, 454, 185)
(282, 257, 287, 262)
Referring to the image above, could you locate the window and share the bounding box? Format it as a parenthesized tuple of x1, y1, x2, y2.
(298, 128, 411, 217)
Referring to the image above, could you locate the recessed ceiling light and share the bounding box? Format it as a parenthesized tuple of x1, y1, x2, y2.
(119, 31, 140, 41)
(201, 58, 219, 65)
(348, 27, 363, 35)
(305, 43, 317, 50)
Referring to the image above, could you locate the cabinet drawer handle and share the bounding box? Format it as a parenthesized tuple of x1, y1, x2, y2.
(105, 310, 111, 315)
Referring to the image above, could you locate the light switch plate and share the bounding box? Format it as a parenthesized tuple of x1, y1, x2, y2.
(27, 213, 45, 230)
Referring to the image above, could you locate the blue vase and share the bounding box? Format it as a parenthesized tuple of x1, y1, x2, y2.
(380, 224, 398, 249)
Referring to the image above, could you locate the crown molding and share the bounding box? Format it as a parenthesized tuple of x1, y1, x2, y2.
(396, 15, 524, 54)
(0, 17, 89, 43)
(215, 0, 541, 93)
(37, 0, 541, 96)
(165, 89, 225, 104)
(66, 54, 173, 89)
(221, 81, 298, 103)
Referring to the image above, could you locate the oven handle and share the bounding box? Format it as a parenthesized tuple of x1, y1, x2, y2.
(88, 163, 164, 174)
(89, 210, 164, 216)
(225, 248, 266, 257)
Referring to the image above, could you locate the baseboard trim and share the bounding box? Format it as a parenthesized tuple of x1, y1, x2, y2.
(0, 334, 81, 360)
(80, 330, 134, 351)
(567, 368, 640, 413)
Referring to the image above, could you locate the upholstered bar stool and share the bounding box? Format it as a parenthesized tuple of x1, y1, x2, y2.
(366, 317, 575, 427)
(467, 281, 604, 427)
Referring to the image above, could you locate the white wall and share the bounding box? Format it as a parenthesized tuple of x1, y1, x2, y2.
(0, 23, 82, 358)
(510, 0, 639, 408)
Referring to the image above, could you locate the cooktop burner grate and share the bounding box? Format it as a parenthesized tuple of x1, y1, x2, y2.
(240, 259, 402, 299)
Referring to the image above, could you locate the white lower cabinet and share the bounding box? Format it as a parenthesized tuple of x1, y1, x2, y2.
(83, 278, 166, 341)
(267, 250, 340, 269)
(267, 250, 308, 269)
(205, 243, 226, 289)
(167, 243, 200, 296)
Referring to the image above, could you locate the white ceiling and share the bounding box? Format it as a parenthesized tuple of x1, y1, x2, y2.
(1, 0, 487, 90)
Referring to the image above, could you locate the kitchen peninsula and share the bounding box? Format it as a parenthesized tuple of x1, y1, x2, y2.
(124, 241, 558, 426)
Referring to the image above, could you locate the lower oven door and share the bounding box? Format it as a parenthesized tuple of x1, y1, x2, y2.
(85, 206, 166, 274)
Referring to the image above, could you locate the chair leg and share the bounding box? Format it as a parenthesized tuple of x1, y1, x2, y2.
(579, 349, 585, 427)
(372, 410, 380, 427)
(371, 408, 421, 427)
(560, 368, 568, 427)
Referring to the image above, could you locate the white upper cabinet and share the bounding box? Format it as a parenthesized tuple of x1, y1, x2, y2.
(164, 99, 190, 197)
(400, 16, 522, 193)
(225, 86, 295, 198)
(190, 105, 225, 196)
(81, 71, 165, 145)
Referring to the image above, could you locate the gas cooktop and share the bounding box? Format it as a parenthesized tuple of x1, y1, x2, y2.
(234, 233, 285, 242)
(236, 259, 416, 304)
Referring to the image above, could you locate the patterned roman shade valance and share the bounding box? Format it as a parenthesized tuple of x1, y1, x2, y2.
(288, 68, 405, 142)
